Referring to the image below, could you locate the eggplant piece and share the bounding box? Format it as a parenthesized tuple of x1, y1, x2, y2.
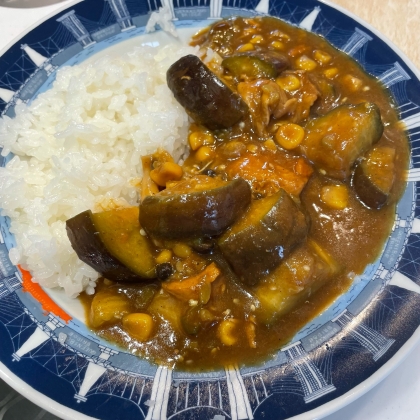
(218, 188, 308, 286)
(222, 55, 278, 80)
(66, 207, 156, 282)
(167, 55, 248, 130)
(352, 146, 396, 209)
(140, 176, 251, 239)
(244, 50, 290, 74)
(223, 51, 289, 80)
(255, 241, 339, 324)
(300, 102, 384, 180)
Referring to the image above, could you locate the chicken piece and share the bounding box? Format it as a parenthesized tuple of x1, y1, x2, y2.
(237, 79, 297, 137)
(226, 150, 313, 198)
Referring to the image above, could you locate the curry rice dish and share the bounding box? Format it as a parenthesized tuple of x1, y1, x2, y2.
(26, 16, 413, 370)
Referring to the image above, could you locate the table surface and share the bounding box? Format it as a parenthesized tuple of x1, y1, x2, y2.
(0, 1, 419, 419)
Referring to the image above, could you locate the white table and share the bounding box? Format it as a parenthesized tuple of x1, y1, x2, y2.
(0, 1, 419, 419)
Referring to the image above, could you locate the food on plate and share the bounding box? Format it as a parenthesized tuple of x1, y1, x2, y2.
(166, 54, 248, 130)
(217, 188, 308, 286)
(0, 15, 409, 370)
(66, 207, 157, 282)
(139, 176, 251, 239)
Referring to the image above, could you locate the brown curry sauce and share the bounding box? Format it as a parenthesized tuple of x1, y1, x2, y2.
(79, 16, 409, 371)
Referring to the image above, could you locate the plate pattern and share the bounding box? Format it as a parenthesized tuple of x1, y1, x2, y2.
(1, 1, 420, 419)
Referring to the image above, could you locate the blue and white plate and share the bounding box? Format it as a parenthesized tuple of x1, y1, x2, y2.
(1, 1, 420, 419)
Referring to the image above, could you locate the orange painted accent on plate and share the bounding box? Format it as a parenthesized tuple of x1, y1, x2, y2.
(19, 265, 72, 323)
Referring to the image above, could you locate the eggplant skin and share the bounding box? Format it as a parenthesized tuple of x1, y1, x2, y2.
(218, 189, 308, 286)
(66, 210, 149, 283)
(167, 55, 248, 130)
(300, 102, 384, 180)
(140, 177, 252, 239)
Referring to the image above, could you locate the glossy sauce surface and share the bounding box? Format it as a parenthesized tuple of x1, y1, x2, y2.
(80, 16, 409, 371)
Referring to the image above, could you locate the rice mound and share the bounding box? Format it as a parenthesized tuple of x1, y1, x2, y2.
(0, 42, 198, 297)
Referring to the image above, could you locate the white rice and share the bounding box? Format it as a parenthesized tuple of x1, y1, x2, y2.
(0, 41, 198, 297)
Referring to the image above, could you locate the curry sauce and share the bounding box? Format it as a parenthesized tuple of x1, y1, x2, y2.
(76, 16, 409, 371)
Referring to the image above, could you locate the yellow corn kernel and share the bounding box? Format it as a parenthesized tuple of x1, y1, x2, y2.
(276, 74, 301, 91)
(90, 291, 131, 328)
(173, 243, 192, 259)
(320, 185, 349, 210)
(217, 318, 240, 346)
(275, 123, 305, 150)
(263, 138, 277, 151)
(122, 313, 154, 342)
(270, 30, 290, 41)
(247, 144, 259, 153)
(156, 249, 172, 264)
(150, 162, 183, 187)
(195, 146, 215, 162)
(313, 49, 332, 65)
(270, 40, 284, 50)
(324, 67, 338, 79)
(343, 74, 363, 91)
(250, 35, 263, 44)
(189, 131, 215, 151)
(236, 43, 254, 52)
(296, 55, 317, 71)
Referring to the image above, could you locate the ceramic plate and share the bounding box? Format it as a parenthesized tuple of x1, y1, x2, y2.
(1, 0, 420, 419)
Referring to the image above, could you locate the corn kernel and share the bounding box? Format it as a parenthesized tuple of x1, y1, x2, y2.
(250, 35, 263, 44)
(173, 243, 192, 259)
(275, 123, 305, 150)
(270, 40, 284, 50)
(150, 162, 183, 187)
(195, 146, 215, 162)
(90, 291, 130, 328)
(276, 74, 301, 91)
(189, 131, 215, 151)
(217, 318, 240, 346)
(313, 50, 332, 65)
(247, 144, 259, 153)
(122, 313, 154, 342)
(296, 55, 317, 71)
(263, 138, 277, 151)
(270, 30, 290, 41)
(324, 67, 338, 79)
(320, 185, 349, 210)
(343, 74, 363, 91)
(236, 43, 254, 52)
(156, 249, 172, 264)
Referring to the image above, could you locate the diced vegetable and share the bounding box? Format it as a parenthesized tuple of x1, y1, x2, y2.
(320, 184, 349, 210)
(352, 146, 396, 209)
(275, 123, 305, 150)
(122, 313, 154, 342)
(66, 207, 156, 282)
(222, 55, 278, 79)
(90, 290, 131, 328)
(162, 262, 220, 302)
(140, 176, 251, 239)
(218, 188, 308, 286)
(217, 318, 240, 346)
(150, 162, 183, 187)
(148, 291, 184, 334)
(167, 55, 248, 130)
(300, 102, 384, 179)
(255, 242, 338, 324)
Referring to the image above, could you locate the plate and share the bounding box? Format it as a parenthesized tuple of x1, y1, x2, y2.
(0, 1, 420, 419)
